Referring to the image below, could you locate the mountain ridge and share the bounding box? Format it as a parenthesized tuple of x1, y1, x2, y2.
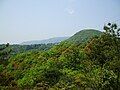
(20, 37, 69, 45)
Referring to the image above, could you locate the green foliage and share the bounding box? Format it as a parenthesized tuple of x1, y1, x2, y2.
(59, 45, 85, 70)
(0, 43, 11, 64)
(85, 34, 118, 67)
(0, 28, 120, 89)
(10, 43, 55, 54)
(0, 64, 4, 72)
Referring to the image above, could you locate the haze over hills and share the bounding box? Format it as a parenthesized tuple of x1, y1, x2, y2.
(20, 29, 102, 45)
(20, 37, 69, 45)
(66, 29, 102, 44)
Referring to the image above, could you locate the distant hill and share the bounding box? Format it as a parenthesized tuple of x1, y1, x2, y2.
(20, 37, 69, 45)
(20, 29, 102, 45)
(66, 29, 102, 44)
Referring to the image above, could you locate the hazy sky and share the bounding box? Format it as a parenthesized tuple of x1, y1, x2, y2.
(0, 0, 120, 44)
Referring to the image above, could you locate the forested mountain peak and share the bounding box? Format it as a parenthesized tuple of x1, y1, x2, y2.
(67, 29, 102, 44)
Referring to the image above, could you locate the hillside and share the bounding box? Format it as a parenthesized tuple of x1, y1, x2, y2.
(67, 29, 102, 44)
(0, 28, 120, 90)
(21, 37, 69, 45)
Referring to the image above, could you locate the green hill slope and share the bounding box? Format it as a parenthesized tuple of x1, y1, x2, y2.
(67, 29, 102, 44)
(1, 29, 119, 90)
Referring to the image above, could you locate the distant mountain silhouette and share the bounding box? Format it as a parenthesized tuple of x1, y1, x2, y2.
(20, 37, 69, 45)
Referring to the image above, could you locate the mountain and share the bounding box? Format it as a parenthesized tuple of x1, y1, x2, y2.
(20, 37, 69, 45)
(20, 29, 101, 45)
(66, 29, 102, 44)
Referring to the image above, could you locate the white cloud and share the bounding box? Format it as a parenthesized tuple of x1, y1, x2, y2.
(65, 8, 75, 15)
(65, 0, 77, 15)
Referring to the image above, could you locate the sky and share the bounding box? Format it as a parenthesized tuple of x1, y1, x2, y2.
(0, 0, 120, 44)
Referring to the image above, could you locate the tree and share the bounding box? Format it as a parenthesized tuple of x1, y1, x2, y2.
(104, 23, 120, 37)
(0, 43, 11, 65)
(0, 43, 14, 87)
(84, 34, 115, 67)
(84, 23, 120, 89)
(104, 23, 120, 90)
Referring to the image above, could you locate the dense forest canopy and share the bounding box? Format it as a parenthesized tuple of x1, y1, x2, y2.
(0, 23, 120, 90)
